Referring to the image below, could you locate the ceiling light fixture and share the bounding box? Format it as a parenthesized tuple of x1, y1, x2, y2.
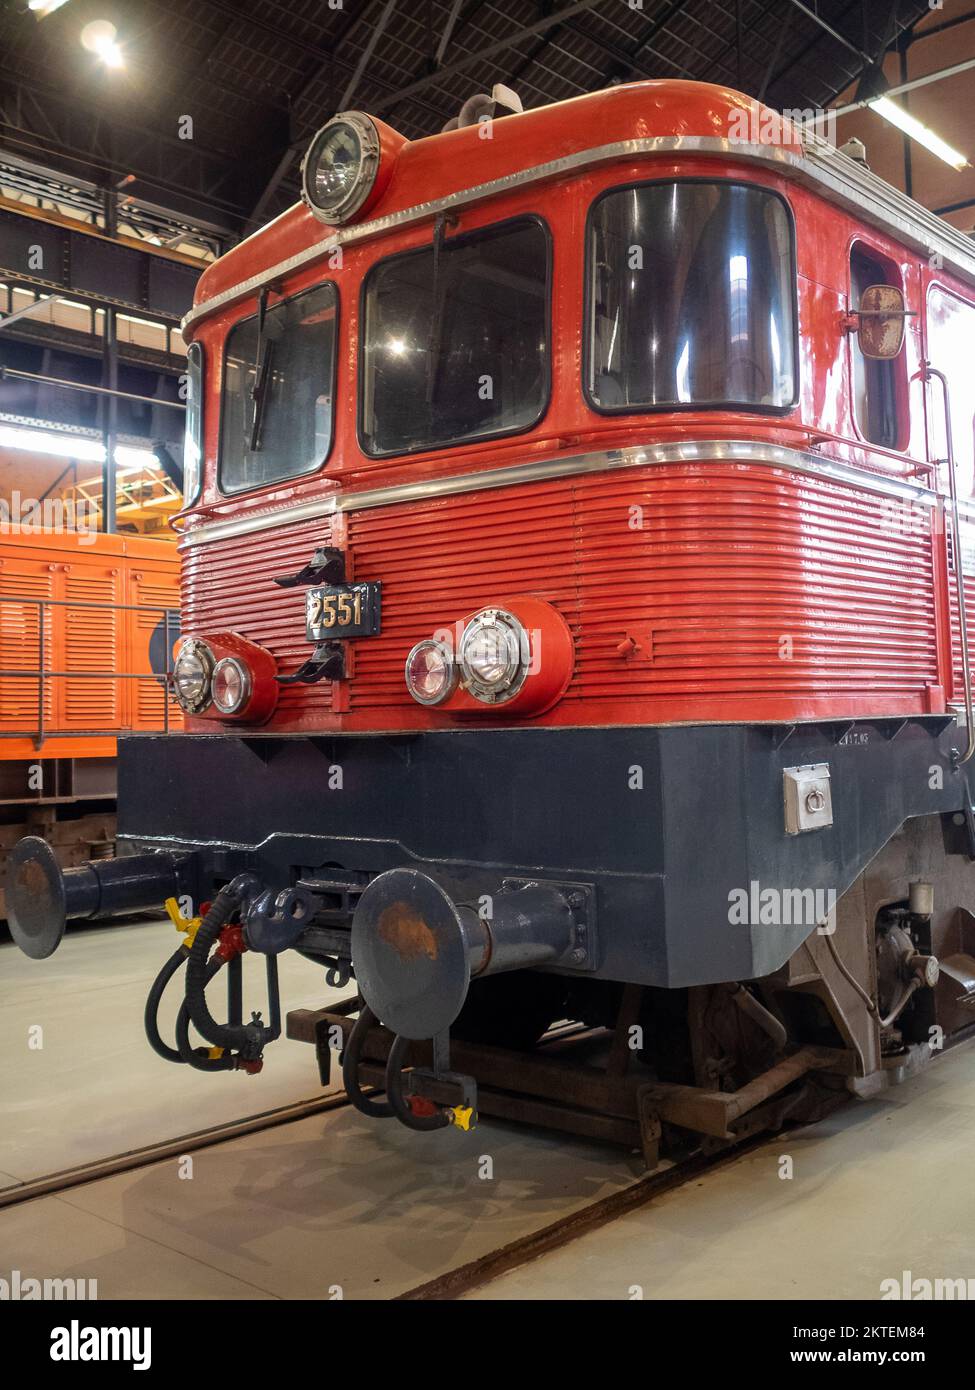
(850, 61, 969, 172)
(28, 0, 72, 16)
(869, 96, 969, 171)
(80, 19, 124, 68)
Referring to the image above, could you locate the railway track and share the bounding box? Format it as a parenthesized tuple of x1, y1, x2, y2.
(401, 1024, 975, 1298)
(394, 1134, 772, 1300)
(0, 1084, 807, 1301)
(5, 1029, 973, 1298)
(0, 1091, 352, 1210)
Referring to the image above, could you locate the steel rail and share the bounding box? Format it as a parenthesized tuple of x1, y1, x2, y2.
(0, 1092, 352, 1210)
(396, 1022, 975, 1300)
(396, 1134, 774, 1300)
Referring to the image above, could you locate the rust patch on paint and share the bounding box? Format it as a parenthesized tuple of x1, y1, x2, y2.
(378, 902, 439, 961)
(18, 860, 48, 898)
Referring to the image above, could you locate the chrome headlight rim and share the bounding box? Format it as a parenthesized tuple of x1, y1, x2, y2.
(300, 111, 382, 225)
(404, 638, 458, 707)
(458, 607, 529, 704)
(172, 638, 214, 714)
(210, 656, 252, 716)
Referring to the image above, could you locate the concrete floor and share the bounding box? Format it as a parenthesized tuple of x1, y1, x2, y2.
(0, 915, 640, 1299)
(0, 1108, 638, 1299)
(466, 1043, 975, 1300)
(3, 917, 975, 1300)
(0, 916, 347, 1186)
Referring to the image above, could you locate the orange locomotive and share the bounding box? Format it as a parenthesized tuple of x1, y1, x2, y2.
(0, 527, 178, 913)
(10, 80, 975, 1157)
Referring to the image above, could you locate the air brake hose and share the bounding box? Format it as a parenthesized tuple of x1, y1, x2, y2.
(144, 945, 234, 1070)
(342, 1005, 394, 1118)
(175, 956, 237, 1072)
(184, 875, 268, 1060)
(385, 1033, 450, 1132)
(144, 945, 191, 1064)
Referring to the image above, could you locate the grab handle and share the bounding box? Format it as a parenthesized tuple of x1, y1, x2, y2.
(922, 361, 975, 763)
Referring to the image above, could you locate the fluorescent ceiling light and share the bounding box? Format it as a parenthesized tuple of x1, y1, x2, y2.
(28, 0, 72, 16)
(870, 97, 969, 171)
(0, 423, 156, 472)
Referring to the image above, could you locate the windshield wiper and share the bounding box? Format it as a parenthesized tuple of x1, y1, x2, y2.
(425, 212, 457, 406)
(249, 287, 275, 452)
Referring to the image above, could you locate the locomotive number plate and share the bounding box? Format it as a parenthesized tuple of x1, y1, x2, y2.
(306, 581, 381, 641)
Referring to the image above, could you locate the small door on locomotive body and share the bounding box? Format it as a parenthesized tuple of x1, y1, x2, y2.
(925, 283, 975, 499)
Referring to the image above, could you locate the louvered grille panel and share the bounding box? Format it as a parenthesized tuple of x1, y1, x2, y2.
(129, 574, 181, 727)
(0, 570, 55, 726)
(181, 463, 941, 729)
(182, 516, 336, 721)
(63, 572, 120, 726)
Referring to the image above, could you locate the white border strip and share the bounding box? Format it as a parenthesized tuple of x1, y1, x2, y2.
(179, 440, 939, 548)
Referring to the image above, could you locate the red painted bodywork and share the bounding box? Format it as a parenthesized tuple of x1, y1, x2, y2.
(179, 80, 975, 734)
(430, 597, 576, 719)
(194, 632, 278, 724)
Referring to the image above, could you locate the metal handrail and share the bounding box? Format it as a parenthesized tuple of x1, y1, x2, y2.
(921, 361, 975, 764)
(0, 593, 179, 747)
(0, 365, 187, 411)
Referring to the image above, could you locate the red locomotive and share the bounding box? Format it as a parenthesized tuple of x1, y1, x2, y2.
(11, 79, 975, 1157)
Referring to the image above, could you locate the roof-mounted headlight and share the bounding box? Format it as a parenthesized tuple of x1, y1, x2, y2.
(301, 112, 382, 225)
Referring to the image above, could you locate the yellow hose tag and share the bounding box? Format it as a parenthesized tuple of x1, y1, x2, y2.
(207, 1047, 225, 1060)
(165, 897, 203, 949)
(449, 1105, 475, 1132)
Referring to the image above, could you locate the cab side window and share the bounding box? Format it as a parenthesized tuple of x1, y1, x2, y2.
(850, 246, 903, 450)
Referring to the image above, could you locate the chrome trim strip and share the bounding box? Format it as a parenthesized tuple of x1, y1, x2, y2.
(182, 131, 975, 336)
(800, 129, 975, 289)
(182, 137, 797, 334)
(179, 440, 938, 547)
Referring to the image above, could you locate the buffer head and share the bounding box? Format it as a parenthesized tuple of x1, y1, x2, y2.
(351, 869, 480, 1040)
(7, 836, 67, 959)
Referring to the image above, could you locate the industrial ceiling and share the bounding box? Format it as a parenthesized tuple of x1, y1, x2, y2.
(1, 0, 959, 243)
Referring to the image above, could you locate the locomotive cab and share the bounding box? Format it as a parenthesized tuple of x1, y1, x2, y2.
(11, 78, 975, 1157)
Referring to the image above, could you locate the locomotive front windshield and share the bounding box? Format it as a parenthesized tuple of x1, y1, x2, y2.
(219, 282, 337, 493)
(359, 217, 549, 456)
(587, 181, 796, 412)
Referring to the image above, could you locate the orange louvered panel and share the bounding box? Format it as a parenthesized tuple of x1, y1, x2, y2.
(127, 568, 181, 730)
(61, 566, 122, 729)
(0, 565, 55, 729)
(0, 531, 179, 755)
